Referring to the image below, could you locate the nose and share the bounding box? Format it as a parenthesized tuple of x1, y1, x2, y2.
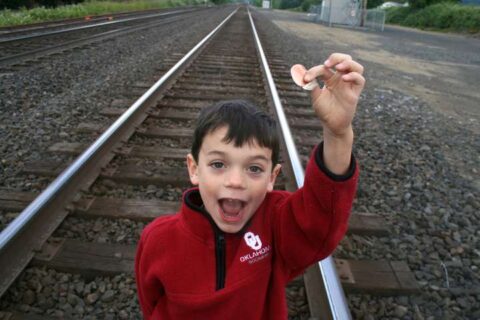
(224, 168, 246, 189)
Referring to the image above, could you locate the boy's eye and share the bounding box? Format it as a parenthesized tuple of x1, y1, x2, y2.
(248, 166, 264, 174)
(210, 162, 225, 169)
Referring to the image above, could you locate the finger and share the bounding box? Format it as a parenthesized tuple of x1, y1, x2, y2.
(341, 72, 366, 87)
(324, 53, 352, 68)
(302, 81, 319, 90)
(335, 59, 364, 75)
(304, 65, 335, 83)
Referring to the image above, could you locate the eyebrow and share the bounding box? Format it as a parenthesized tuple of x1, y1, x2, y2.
(206, 150, 269, 162)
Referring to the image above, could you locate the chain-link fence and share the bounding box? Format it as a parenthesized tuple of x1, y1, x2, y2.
(306, 5, 322, 22)
(364, 9, 386, 31)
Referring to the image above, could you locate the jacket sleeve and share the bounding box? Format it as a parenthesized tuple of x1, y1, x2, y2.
(272, 142, 358, 280)
(135, 226, 164, 319)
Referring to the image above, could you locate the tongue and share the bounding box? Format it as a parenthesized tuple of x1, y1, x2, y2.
(221, 199, 243, 217)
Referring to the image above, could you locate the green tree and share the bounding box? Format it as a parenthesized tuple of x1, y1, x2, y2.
(301, 0, 322, 12)
(0, 0, 35, 9)
(0, 0, 84, 9)
(279, 0, 300, 9)
(367, 0, 384, 8)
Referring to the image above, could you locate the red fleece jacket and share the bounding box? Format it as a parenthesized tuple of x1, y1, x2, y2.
(135, 145, 358, 319)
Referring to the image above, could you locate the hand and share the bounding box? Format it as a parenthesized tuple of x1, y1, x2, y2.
(302, 53, 365, 137)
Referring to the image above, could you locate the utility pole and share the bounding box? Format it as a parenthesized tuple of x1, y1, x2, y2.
(361, 0, 367, 26)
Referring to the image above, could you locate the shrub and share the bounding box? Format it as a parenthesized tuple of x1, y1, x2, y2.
(385, 6, 412, 24)
(300, 0, 321, 12)
(386, 2, 480, 33)
(279, 0, 301, 9)
(367, 0, 384, 9)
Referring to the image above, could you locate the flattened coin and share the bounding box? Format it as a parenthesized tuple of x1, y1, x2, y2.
(290, 64, 319, 91)
(290, 64, 308, 87)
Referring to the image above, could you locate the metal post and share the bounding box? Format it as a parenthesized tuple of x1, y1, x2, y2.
(328, 0, 333, 27)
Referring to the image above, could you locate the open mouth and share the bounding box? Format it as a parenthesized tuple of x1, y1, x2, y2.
(218, 198, 246, 222)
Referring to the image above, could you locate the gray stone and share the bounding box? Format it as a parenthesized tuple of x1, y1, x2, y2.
(85, 293, 99, 305)
(22, 290, 36, 305)
(75, 282, 85, 294)
(101, 290, 115, 303)
(394, 305, 408, 318)
(119, 310, 129, 319)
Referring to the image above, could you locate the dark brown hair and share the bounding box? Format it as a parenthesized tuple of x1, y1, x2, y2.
(191, 100, 279, 167)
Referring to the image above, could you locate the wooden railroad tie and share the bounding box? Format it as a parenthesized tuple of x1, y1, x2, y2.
(46, 145, 310, 165)
(175, 78, 262, 89)
(102, 104, 312, 119)
(0, 191, 388, 237)
(30, 238, 418, 295)
(0, 183, 415, 296)
(75, 124, 320, 146)
(20, 162, 287, 188)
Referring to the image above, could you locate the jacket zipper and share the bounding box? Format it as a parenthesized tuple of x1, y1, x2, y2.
(215, 232, 226, 290)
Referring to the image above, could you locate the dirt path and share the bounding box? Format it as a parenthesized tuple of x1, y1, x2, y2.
(263, 10, 480, 133)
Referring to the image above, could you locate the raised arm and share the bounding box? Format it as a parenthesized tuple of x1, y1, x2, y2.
(272, 143, 358, 280)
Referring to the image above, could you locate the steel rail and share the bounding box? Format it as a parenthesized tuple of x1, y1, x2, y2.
(247, 7, 352, 320)
(0, 7, 238, 298)
(0, 8, 197, 43)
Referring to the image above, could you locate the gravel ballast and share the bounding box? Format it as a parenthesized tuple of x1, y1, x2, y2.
(0, 6, 230, 318)
(253, 9, 479, 320)
(0, 6, 231, 193)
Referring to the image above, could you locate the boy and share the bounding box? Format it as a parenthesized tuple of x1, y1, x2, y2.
(135, 53, 365, 319)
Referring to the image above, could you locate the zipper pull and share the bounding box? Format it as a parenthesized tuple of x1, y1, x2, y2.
(216, 232, 226, 290)
(218, 233, 225, 245)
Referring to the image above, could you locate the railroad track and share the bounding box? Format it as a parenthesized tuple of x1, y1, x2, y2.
(0, 6, 212, 69)
(0, 5, 419, 319)
(0, 7, 191, 36)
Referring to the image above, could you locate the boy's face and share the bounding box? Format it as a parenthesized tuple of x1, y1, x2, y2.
(187, 126, 281, 233)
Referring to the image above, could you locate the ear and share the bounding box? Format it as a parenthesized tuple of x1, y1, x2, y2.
(186, 154, 199, 185)
(267, 164, 282, 192)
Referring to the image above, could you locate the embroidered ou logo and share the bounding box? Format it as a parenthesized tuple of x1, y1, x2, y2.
(244, 232, 262, 251)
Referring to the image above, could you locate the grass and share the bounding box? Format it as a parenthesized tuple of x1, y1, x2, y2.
(386, 3, 480, 33)
(0, 0, 204, 27)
